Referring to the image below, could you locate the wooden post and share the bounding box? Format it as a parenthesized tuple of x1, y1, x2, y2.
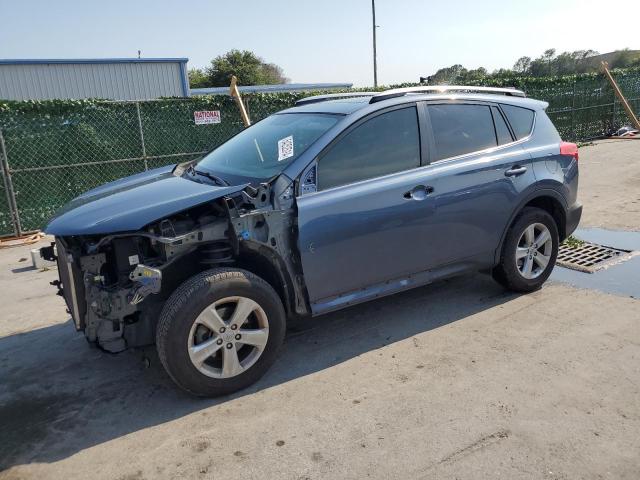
(229, 76, 251, 127)
(601, 61, 640, 130)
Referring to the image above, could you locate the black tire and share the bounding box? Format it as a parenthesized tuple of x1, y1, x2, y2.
(156, 268, 286, 397)
(492, 207, 559, 292)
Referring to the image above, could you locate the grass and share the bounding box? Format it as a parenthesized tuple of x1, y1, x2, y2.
(562, 235, 585, 249)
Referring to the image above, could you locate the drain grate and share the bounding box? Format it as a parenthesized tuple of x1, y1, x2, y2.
(557, 241, 634, 273)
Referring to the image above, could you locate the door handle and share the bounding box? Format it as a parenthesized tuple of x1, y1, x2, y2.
(403, 185, 434, 201)
(505, 165, 527, 177)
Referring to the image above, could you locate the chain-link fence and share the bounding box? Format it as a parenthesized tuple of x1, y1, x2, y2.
(0, 97, 247, 236)
(524, 70, 640, 140)
(0, 68, 639, 237)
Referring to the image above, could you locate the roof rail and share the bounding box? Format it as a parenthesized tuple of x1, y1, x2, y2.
(295, 92, 378, 106)
(369, 85, 526, 103)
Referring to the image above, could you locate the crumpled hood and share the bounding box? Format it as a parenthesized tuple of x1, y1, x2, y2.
(45, 165, 245, 236)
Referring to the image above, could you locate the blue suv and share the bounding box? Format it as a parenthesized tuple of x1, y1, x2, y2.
(42, 86, 581, 396)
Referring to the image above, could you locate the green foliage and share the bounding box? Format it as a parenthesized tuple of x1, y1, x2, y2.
(609, 48, 640, 69)
(188, 68, 209, 89)
(562, 236, 585, 249)
(430, 49, 639, 83)
(191, 50, 289, 88)
(513, 56, 531, 74)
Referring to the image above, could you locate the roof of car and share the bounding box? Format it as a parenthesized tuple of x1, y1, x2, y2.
(280, 97, 372, 115)
(279, 93, 548, 115)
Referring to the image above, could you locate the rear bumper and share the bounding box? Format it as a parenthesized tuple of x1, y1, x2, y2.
(565, 202, 582, 238)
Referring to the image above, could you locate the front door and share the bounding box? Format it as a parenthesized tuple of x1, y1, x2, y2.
(296, 105, 435, 307)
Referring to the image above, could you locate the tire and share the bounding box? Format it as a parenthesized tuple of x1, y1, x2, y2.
(156, 268, 286, 397)
(492, 207, 559, 292)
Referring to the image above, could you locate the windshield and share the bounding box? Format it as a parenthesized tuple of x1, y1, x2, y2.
(196, 113, 340, 182)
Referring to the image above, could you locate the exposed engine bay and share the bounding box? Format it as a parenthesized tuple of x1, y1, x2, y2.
(42, 180, 308, 353)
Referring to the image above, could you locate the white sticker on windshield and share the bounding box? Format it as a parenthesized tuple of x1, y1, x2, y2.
(277, 135, 294, 161)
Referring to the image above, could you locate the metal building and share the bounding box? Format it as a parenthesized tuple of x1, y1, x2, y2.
(190, 83, 353, 96)
(0, 58, 189, 101)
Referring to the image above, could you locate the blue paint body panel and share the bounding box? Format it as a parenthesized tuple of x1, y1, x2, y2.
(297, 139, 536, 306)
(45, 165, 244, 236)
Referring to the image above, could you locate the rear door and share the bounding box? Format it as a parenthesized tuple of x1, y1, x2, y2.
(416, 101, 536, 267)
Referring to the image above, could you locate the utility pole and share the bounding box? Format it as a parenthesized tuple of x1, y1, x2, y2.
(372, 0, 378, 88)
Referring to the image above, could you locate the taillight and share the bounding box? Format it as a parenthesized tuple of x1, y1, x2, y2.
(560, 141, 579, 162)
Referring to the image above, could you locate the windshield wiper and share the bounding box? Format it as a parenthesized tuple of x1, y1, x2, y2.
(189, 166, 229, 187)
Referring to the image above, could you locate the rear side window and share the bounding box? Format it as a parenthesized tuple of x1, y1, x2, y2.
(501, 104, 535, 139)
(317, 107, 420, 190)
(492, 106, 513, 145)
(428, 104, 497, 160)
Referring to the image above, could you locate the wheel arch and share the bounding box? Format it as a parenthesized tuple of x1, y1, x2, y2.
(234, 242, 310, 319)
(494, 189, 568, 265)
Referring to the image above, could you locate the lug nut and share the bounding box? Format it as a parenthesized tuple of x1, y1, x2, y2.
(216, 339, 223, 345)
(230, 324, 238, 330)
(226, 343, 233, 349)
(235, 334, 241, 340)
(219, 327, 226, 333)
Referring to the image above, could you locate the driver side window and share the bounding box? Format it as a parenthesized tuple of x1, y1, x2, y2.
(317, 107, 421, 191)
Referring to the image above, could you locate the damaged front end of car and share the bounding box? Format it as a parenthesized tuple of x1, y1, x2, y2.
(42, 166, 307, 353)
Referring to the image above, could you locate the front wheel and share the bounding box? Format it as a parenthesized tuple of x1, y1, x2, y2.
(156, 268, 286, 397)
(492, 207, 559, 292)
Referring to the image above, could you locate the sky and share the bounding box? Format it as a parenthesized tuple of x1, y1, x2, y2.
(0, 0, 637, 87)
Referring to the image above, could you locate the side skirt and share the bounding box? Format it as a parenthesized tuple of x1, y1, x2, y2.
(310, 254, 488, 316)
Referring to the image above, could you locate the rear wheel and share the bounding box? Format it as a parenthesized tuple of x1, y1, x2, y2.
(492, 207, 559, 292)
(156, 268, 286, 397)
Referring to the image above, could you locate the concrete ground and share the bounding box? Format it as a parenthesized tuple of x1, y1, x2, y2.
(1, 140, 639, 479)
(578, 139, 640, 230)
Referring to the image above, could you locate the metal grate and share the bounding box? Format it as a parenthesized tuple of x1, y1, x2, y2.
(557, 241, 634, 273)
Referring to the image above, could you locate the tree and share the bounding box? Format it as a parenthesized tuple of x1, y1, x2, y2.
(554, 51, 578, 76)
(513, 56, 531, 74)
(493, 68, 516, 78)
(429, 64, 466, 84)
(460, 67, 488, 82)
(261, 62, 288, 84)
(188, 68, 209, 89)
(202, 50, 289, 87)
(611, 48, 640, 69)
(426, 48, 634, 83)
(542, 48, 557, 75)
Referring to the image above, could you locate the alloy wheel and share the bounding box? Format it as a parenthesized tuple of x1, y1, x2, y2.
(515, 223, 553, 279)
(187, 296, 269, 379)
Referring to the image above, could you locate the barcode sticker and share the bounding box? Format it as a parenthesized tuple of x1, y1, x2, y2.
(277, 135, 294, 161)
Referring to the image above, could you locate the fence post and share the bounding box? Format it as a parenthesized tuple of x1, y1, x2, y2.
(135, 101, 149, 171)
(0, 128, 22, 237)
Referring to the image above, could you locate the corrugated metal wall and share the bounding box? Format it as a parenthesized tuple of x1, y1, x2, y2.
(0, 60, 188, 100)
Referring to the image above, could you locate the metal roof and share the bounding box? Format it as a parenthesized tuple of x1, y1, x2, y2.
(190, 82, 353, 96)
(0, 58, 189, 65)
